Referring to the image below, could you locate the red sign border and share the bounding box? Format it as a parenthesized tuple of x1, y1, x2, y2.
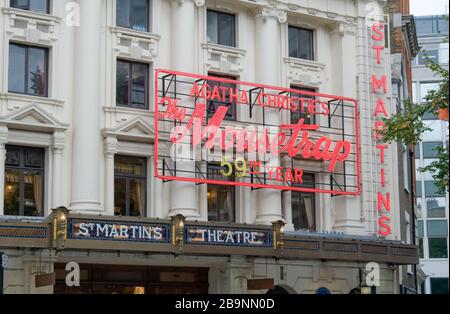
(154, 69, 361, 196)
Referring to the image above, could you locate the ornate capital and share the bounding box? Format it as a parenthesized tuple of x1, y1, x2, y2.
(193, 0, 205, 6)
(104, 136, 118, 156)
(253, 6, 287, 24)
(0, 124, 8, 146)
(331, 22, 358, 37)
(52, 130, 66, 152)
(171, 0, 205, 6)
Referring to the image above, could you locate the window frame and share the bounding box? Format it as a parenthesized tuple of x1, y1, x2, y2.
(10, 0, 51, 14)
(289, 85, 317, 125)
(116, 0, 151, 32)
(114, 155, 147, 217)
(206, 162, 236, 223)
(116, 59, 150, 110)
(4, 145, 45, 217)
(206, 9, 236, 47)
(430, 278, 449, 294)
(422, 142, 442, 159)
(291, 173, 316, 231)
(288, 25, 315, 61)
(8, 42, 49, 97)
(427, 237, 448, 259)
(206, 73, 237, 121)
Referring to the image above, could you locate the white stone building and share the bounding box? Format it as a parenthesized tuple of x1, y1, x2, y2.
(0, 0, 418, 294)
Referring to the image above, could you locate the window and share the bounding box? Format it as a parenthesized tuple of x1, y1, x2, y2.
(427, 220, 448, 237)
(288, 26, 314, 60)
(207, 10, 236, 47)
(425, 181, 444, 197)
(418, 220, 424, 237)
(116, 0, 149, 32)
(10, 0, 49, 14)
(415, 16, 449, 37)
(8, 43, 48, 97)
(426, 198, 446, 218)
(207, 163, 235, 222)
(416, 181, 422, 197)
(206, 73, 236, 121)
(423, 120, 443, 141)
(417, 50, 439, 65)
(291, 174, 316, 231)
(116, 60, 149, 109)
(420, 82, 439, 103)
(427, 220, 448, 259)
(4, 146, 45, 217)
(290, 86, 316, 125)
(114, 155, 146, 217)
(422, 109, 437, 120)
(415, 144, 420, 159)
(423, 142, 441, 158)
(430, 278, 449, 294)
(428, 238, 448, 258)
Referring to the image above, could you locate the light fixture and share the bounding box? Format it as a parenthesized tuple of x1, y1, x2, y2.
(171, 214, 185, 251)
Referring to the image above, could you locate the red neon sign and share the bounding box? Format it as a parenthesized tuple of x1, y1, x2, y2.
(369, 21, 392, 237)
(154, 69, 361, 195)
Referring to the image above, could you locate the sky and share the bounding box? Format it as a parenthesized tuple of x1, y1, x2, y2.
(410, 0, 449, 16)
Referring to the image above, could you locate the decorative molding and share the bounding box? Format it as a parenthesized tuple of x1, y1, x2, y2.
(0, 103, 68, 132)
(0, 124, 8, 145)
(284, 57, 327, 87)
(253, 6, 287, 24)
(52, 130, 66, 151)
(170, 0, 205, 6)
(104, 135, 119, 156)
(331, 22, 358, 36)
(110, 27, 161, 61)
(2, 7, 60, 44)
(201, 43, 246, 74)
(102, 116, 155, 143)
(194, 0, 206, 7)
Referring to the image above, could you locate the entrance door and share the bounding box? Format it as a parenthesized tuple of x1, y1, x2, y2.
(54, 264, 209, 294)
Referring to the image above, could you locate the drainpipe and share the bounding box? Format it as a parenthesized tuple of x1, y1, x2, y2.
(408, 146, 419, 293)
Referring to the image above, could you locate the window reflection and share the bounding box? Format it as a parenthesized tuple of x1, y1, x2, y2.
(290, 86, 316, 125)
(207, 163, 235, 222)
(116, 0, 149, 32)
(116, 60, 149, 109)
(8, 44, 48, 97)
(114, 156, 147, 217)
(288, 26, 314, 60)
(4, 146, 44, 217)
(10, 0, 49, 14)
(291, 174, 316, 231)
(207, 10, 236, 47)
(207, 74, 237, 121)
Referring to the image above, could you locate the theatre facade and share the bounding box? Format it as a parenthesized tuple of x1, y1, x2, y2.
(0, 0, 418, 294)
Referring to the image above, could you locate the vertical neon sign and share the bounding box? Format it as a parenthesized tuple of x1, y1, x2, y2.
(370, 22, 391, 237)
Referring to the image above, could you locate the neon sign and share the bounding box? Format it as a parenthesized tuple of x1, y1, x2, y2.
(369, 21, 392, 237)
(154, 69, 361, 195)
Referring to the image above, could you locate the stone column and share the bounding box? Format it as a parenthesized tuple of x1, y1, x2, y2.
(330, 23, 365, 235)
(51, 131, 66, 209)
(0, 124, 8, 216)
(70, 0, 102, 213)
(167, 0, 204, 220)
(104, 136, 118, 216)
(253, 7, 285, 225)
